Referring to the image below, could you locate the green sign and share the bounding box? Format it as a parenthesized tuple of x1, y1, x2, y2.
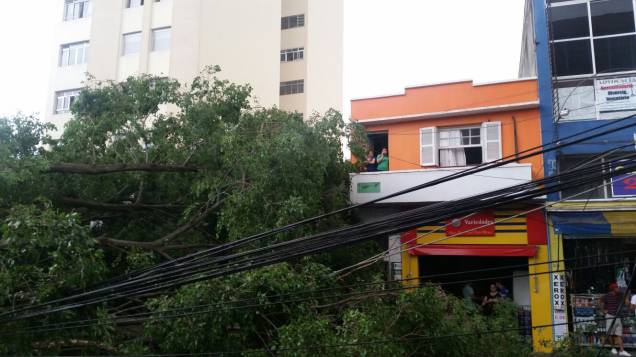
(357, 182, 381, 193)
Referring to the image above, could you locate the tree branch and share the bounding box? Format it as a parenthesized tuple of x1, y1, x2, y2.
(45, 163, 198, 175)
(151, 198, 225, 246)
(58, 197, 182, 212)
(32, 339, 118, 354)
(95, 198, 225, 250)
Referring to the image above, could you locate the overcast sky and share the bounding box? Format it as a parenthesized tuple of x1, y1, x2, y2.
(0, 0, 525, 118)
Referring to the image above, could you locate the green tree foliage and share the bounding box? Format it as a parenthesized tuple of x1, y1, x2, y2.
(0, 114, 54, 206)
(0, 68, 590, 355)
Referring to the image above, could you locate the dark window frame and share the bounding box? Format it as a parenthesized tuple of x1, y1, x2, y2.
(281, 14, 305, 30)
(280, 80, 304, 95)
(549, 0, 636, 77)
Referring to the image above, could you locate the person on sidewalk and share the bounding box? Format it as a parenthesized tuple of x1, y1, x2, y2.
(601, 282, 632, 356)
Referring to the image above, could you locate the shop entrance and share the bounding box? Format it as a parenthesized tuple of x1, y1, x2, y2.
(565, 238, 636, 347)
(419, 255, 530, 306)
(564, 238, 636, 294)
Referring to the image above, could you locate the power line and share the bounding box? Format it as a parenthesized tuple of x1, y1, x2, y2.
(6, 155, 636, 323)
(337, 150, 636, 277)
(5, 119, 636, 323)
(6, 260, 621, 336)
(91, 113, 636, 289)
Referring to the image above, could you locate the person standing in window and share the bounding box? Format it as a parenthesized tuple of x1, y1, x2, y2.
(364, 150, 377, 172)
(376, 148, 389, 171)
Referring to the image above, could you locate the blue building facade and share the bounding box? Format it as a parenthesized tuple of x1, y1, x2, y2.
(524, 0, 636, 349)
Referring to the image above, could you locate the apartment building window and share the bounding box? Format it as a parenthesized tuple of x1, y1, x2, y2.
(63, 0, 90, 21)
(281, 14, 305, 30)
(549, 0, 636, 77)
(122, 32, 142, 56)
(280, 80, 304, 95)
(55, 89, 81, 114)
(60, 41, 89, 67)
(152, 28, 171, 51)
(419, 122, 501, 167)
(280, 48, 304, 62)
(126, 0, 144, 8)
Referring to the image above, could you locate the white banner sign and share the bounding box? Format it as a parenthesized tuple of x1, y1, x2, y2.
(595, 77, 636, 120)
(552, 273, 568, 340)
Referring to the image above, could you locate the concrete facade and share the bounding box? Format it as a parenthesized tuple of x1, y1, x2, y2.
(47, 0, 343, 129)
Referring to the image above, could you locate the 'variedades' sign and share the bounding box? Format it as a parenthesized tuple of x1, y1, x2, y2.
(595, 77, 636, 120)
(445, 212, 495, 237)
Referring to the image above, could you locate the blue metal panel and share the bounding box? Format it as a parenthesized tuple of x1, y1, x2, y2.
(532, 0, 636, 200)
(532, 0, 558, 200)
(556, 120, 636, 155)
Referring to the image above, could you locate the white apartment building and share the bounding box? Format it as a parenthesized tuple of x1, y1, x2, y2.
(47, 0, 343, 128)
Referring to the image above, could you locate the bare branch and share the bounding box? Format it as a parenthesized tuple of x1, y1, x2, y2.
(45, 163, 198, 175)
(95, 197, 225, 250)
(58, 197, 182, 212)
(135, 179, 145, 204)
(32, 339, 118, 354)
(151, 198, 225, 246)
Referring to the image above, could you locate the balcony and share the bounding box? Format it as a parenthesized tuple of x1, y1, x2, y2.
(349, 163, 533, 204)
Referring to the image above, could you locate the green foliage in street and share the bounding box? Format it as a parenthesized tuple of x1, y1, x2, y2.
(0, 68, 589, 356)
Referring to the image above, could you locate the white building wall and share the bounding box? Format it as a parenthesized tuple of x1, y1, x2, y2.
(46, 0, 342, 126)
(306, 0, 343, 115)
(197, 0, 281, 108)
(169, 0, 202, 85)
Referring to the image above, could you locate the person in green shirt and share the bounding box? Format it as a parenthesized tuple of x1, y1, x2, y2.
(376, 148, 389, 171)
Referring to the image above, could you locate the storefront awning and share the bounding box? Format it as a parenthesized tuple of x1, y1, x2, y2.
(551, 211, 636, 236)
(409, 244, 538, 257)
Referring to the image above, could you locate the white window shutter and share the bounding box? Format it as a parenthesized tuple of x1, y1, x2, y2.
(482, 121, 502, 162)
(420, 127, 438, 166)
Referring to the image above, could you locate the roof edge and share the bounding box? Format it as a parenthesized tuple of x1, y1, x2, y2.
(352, 101, 540, 125)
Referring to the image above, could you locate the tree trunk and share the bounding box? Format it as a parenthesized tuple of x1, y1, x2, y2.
(45, 163, 198, 175)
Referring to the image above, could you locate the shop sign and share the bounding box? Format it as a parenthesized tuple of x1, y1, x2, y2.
(445, 212, 495, 237)
(357, 182, 380, 194)
(552, 273, 568, 340)
(595, 76, 636, 120)
(610, 161, 636, 197)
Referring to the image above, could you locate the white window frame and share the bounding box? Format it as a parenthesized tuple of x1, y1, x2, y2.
(549, 0, 636, 79)
(64, 0, 90, 21)
(55, 89, 81, 114)
(280, 47, 304, 62)
(419, 127, 438, 166)
(419, 123, 502, 167)
(59, 41, 89, 67)
(126, 0, 144, 8)
(482, 121, 502, 163)
(122, 32, 142, 56)
(151, 27, 171, 52)
(438, 126, 482, 150)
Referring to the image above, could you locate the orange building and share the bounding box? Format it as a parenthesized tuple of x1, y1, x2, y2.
(349, 78, 558, 352)
(351, 78, 542, 179)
